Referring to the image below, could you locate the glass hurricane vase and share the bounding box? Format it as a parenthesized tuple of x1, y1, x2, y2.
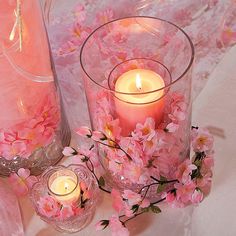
(0, 0, 70, 176)
(80, 16, 194, 193)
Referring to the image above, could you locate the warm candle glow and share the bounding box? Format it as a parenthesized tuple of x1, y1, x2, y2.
(136, 73, 142, 91)
(49, 171, 81, 205)
(115, 69, 165, 135)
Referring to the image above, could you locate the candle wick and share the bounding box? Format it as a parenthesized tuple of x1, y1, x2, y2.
(64, 183, 69, 192)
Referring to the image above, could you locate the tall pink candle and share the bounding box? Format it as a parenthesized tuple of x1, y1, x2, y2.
(0, 1, 55, 128)
(115, 69, 165, 135)
(0, 1, 59, 159)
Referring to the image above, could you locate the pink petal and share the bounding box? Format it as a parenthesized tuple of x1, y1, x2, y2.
(17, 168, 30, 179)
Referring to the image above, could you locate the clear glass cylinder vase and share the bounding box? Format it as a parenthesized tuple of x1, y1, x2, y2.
(0, 1, 70, 176)
(80, 17, 194, 191)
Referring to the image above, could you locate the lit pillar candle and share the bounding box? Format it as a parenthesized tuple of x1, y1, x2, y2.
(48, 170, 81, 205)
(0, 1, 54, 128)
(114, 69, 165, 135)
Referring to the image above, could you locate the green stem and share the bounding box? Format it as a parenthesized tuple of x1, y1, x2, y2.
(85, 158, 111, 194)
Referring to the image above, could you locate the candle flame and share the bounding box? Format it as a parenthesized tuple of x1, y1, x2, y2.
(136, 73, 142, 90)
(9, 0, 23, 51)
(9, 10, 18, 41)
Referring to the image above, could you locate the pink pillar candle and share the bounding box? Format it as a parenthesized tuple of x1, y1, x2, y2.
(114, 69, 165, 135)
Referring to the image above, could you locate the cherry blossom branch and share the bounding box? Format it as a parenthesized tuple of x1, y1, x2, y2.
(150, 176, 179, 184)
(73, 125, 214, 234)
(85, 158, 111, 194)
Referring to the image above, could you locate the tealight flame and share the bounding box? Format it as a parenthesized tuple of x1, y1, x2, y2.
(136, 73, 142, 90)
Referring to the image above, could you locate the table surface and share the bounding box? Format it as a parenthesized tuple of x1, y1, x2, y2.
(19, 45, 236, 236)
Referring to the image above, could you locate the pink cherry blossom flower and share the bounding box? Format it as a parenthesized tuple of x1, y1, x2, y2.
(122, 189, 150, 208)
(92, 131, 106, 141)
(76, 126, 92, 138)
(175, 181, 196, 204)
(62, 147, 77, 156)
(123, 162, 142, 183)
(163, 191, 184, 208)
(191, 128, 214, 152)
(133, 117, 156, 141)
(111, 189, 124, 213)
(0, 141, 27, 160)
(109, 215, 129, 236)
(168, 93, 187, 124)
(59, 205, 75, 220)
(124, 203, 134, 218)
(77, 147, 101, 168)
(142, 132, 158, 156)
(72, 23, 91, 42)
(100, 116, 121, 140)
(201, 155, 214, 176)
(191, 189, 204, 204)
(107, 154, 123, 174)
(79, 181, 92, 200)
(176, 159, 197, 184)
(117, 137, 143, 163)
(38, 196, 61, 218)
(166, 122, 179, 133)
(110, 51, 128, 65)
(96, 9, 114, 25)
(74, 4, 86, 23)
(196, 172, 213, 196)
(122, 190, 142, 206)
(8, 168, 38, 196)
(221, 28, 236, 46)
(169, 107, 186, 122)
(58, 40, 77, 55)
(112, 32, 127, 44)
(165, 191, 176, 203)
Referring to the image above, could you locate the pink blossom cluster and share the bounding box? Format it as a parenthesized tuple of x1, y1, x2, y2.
(58, 4, 115, 56)
(37, 196, 84, 220)
(93, 128, 214, 236)
(96, 215, 129, 236)
(0, 96, 60, 160)
(166, 92, 187, 132)
(73, 125, 214, 236)
(84, 91, 188, 185)
(37, 181, 90, 220)
(95, 189, 149, 236)
(164, 128, 214, 207)
(111, 189, 150, 217)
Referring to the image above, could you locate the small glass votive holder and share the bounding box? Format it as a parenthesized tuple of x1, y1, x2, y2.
(30, 164, 99, 233)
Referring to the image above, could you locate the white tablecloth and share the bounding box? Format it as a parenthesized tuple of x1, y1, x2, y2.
(20, 45, 236, 236)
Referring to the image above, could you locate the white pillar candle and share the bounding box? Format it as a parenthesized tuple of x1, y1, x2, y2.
(49, 170, 81, 205)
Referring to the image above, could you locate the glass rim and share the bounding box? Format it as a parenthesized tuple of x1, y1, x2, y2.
(108, 57, 172, 96)
(80, 16, 195, 95)
(47, 168, 79, 197)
